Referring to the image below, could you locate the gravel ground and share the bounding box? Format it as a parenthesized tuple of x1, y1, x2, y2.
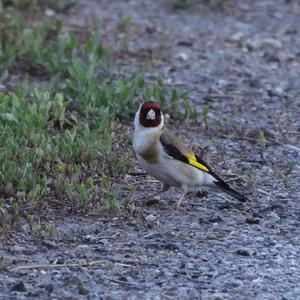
(1, 0, 300, 299)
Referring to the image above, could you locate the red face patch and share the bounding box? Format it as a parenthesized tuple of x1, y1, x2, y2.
(139, 101, 162, 128)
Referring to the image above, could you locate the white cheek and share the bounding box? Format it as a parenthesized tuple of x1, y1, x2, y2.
(134, 109, 142, 130)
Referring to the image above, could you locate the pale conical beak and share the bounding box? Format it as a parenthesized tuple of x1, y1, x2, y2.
(146, 109, 156, 120)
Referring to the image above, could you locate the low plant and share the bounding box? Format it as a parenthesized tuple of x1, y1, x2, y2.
(0, 3, 185, 226)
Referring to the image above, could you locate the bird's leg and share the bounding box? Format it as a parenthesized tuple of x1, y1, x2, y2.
(143, 183, 169, 204)
(125, 184, 169, 217)
(175, 185, 188, 211)
(135, 183, 170, 205)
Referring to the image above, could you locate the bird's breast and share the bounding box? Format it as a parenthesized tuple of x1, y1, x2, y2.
(133, 132, 160, 164)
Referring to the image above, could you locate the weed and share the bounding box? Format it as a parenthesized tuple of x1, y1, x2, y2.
(202, 105, 209, 130)
(118, 15, 134, 30)
(31, 222, 57, 237)
(257, 130, 266, 149)
(279, 161, 297, 188)
(182, 98, 198, 120)
(0, 2, 184, 226)
(274, 111, 285, 135)
(0, 255, 4, 265)
(108, 265, 119, 276)
(274, 111, 282, 128)
(244, 171, 257, 189)
(100, 174, 120, 212)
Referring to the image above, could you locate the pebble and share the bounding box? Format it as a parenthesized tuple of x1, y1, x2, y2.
(11, 281, 26, 292)
(235, 249, 251, 256)
(45, 9, 55, 17)
(145, 214, 160, 228)
(246, 218, 260, 225)
(145, 214, 156, 222)
(78, 284, 89, 295)
(247, 154, 267, 165)
(9, 245, 36, 255)
(176, 52, 188, 62)
(163, 242, 180, 251)
(42, 240, 58, 250)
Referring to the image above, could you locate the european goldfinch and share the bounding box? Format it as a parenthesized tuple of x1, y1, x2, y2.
(133, 101, 248, 210)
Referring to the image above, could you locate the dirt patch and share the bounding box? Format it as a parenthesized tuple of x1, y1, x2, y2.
(1, 0, 300, 299)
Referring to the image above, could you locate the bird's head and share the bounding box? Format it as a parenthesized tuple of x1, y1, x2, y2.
(134, 101, 164, 130)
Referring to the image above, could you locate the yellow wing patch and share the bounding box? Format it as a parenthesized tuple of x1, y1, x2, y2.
(187, 154, 209, 172)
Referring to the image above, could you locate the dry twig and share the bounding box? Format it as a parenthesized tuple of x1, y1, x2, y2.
(11, 260, 132, 272)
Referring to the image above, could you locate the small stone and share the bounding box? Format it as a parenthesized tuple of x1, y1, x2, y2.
(190, 222, 199, 229)
(246, 218, 260, 224)
(164, 242, 179, 251)
(177, 40, 193, 46)
(42, 240, 58, 249)
(9, 245, 26, 254)
(196, 190, 208, 198)
(45, 9, 55, 17)
(79, 259, 88, 266)
(39, 283, 53, 293)
(247, 37, 283, 50)
(64, 275, 81, 285)
(191, 271, 200, 278)
(146, 24, 156, 34)
(11, 281, 26, 292)
(78, 284, 89, 295)
(144, 198, 160, 206)
(92, 246, 109, 254)
(117, 275, 129, 282)
(263, 38, 283, 48)
(266, 211, 280, 222)
(209, 214, 223, 223)
(274, 86, 283, 95)
(247, 154, 266, 165)
(84, 235, 98, 243)
(40, 246, 48, 253)
(235, 249, 251, 256)
(198, 217, 208, 224)
(145, 214, 156, 222)
(145, 214, 159, 228)
(229, 31, 245, 43)
(138, 255, 148, 264)
(176, 52, 188, 62)
(77, 244, 90, 251)
(9, 245, 36, 255)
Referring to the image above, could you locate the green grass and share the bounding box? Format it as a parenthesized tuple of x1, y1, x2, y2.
(0, 2, 185, 228)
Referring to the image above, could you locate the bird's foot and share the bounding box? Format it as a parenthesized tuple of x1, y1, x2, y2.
(175, 206, 186, 212)
(175, 202, 186, 212)
(196, 190, 208, 198)
(143, 198, 169, 208)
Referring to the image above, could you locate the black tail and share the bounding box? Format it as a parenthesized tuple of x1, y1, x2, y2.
(214, 180, 248, 202)
(193, 154, 248, 202)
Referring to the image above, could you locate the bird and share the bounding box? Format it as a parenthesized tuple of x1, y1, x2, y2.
(133, 100, 248, 210)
